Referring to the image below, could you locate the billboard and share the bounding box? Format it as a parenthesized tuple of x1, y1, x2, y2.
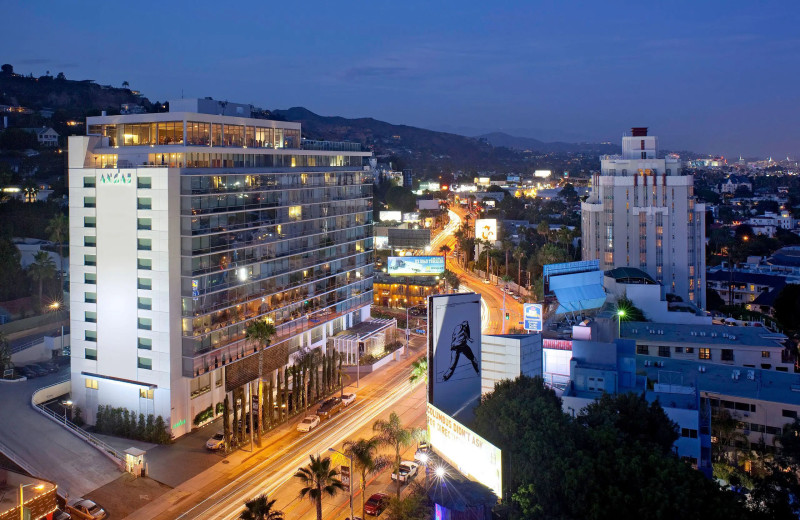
(523, 303, 543, 332)
(418, 199, 441, 211)
(534, 169, 552, 178)
(388, 256, 445, 276)
(428, 293, 482, 420)
(379, 210, 402, 222)
(387, 228, 431, 249)
(427, 403, 502, 497)
(474, 219, 497, 242)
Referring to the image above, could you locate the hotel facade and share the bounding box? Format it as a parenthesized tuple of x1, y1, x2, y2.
(68, 99, 373, 437)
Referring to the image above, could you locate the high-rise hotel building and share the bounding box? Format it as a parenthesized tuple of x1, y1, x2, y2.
(68, 99, 373, 437)
(581, 128, 705, 307)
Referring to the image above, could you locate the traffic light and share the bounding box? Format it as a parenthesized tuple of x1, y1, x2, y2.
(505, 312, 510, 320)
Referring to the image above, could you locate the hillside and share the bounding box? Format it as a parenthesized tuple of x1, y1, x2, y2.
(478, 131, 620, 154)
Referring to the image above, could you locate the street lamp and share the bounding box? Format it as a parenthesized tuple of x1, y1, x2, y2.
(617, 309, 626, 339)
(62, 400, 73, 425)
(19, 483, 45, 520)
(328, 448, 354, 520)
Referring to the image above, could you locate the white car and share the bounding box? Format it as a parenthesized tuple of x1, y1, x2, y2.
(391, 460, 419, 482)
(206, 431, 225, 451)
(297, 415, 321, 432)
(341, 393, 357, 407)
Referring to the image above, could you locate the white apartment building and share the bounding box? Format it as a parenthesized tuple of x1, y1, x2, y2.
(68, 99, 373, 438)
(581, 128, 706, 307)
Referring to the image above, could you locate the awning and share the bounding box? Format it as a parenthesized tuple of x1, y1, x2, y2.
(549, 269, 606, 314)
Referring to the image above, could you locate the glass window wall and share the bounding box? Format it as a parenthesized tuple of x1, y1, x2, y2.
(157, 121, 184, 145)
(187, 122, 211, 145)
(224, 124, 244, 147)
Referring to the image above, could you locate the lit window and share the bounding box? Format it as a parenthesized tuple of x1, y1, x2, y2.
(85, 378, 98, 389)
(288, 205, 302, 221)
(139, 388, 154, 399)
(762, 351, 770, 358)
(699, 348, 711, 360)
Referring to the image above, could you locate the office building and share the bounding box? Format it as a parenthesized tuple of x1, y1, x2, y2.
(68, 99, 373, 437)
(581, 127, 706, 307)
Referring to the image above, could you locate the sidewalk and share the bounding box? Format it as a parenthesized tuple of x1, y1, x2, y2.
(124, 337, 426, 520)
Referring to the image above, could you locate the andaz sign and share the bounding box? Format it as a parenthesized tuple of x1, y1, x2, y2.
(99, 171, 133, 185)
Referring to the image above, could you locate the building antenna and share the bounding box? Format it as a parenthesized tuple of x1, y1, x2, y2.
(181, 88, 184, 99)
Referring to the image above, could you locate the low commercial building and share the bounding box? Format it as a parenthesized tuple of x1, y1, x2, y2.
(481, 334, 542, 395)
(0, 470, 58, 520)
(373, 272, 442, 308)
(622, 322, 791, 372)
(707, 269, 788, 309)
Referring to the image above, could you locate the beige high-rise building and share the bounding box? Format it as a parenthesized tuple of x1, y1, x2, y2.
(581, 128, 705, 307)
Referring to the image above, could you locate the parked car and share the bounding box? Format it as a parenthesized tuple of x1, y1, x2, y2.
(317, 397, 343, 418)
(363, 493, 389, 516)
(206, 431, 225, 451)
(34, 362, 59, 374)
(17, 365, 38, 379)
(53, 508, 72, 520)
(68, 499, 107, 520)
(28, 364, 49, 377)
(391, 460, 419, 482)
(341, 393, 357, 407)
(414, 442, 430, 462)
(409, 306, 426, 316)
(297, 415, 320, 432)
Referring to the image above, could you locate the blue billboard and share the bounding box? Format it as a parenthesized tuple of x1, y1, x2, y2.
(388, 256, 445, 276)
(523, 303, 543, 332)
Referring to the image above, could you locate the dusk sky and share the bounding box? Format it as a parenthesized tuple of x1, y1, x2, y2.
(3, 1, 798, 157)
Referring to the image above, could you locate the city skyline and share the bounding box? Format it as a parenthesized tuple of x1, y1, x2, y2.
(2, 1, 799, 158)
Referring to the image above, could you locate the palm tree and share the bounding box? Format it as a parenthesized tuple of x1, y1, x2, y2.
(513, 246, 526, 295)
(438, 244, 451, 267)
(246, 320, 276, 446)
(373, 412, 424, 497)
(239, 494, 283, 520)
(343, 438, 390, 517)
(294, 454, 344, 520)
(22, 179, 38, 203)
(28, 251, 56, 310)
(409, 356, 427, 386)
(46, 213, 67, 299)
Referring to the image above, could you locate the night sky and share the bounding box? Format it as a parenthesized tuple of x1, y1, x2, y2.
(3, 1, 798, 157)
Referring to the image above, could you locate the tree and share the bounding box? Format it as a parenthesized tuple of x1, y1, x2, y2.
(293, 454, 344, 520)
(245, 320, 276, 446)
(0, 129, 38, 151)
(22, 179, 39, 203)
(46, 213, 68, 298)
(373, 412, 424, 497)
(223, 395, 231, 450)
(513, 246, 526, 291)
(0, 238, 24, 301)
(122, 80, 130, 88)
(385, 485, 429, 520)
(56, 72, 66, 80)
(442, 269, 459, 291)
(1, 64, 13, 74)
(343, 437, 390, 516)
(409, 356, 427, 386)
(239, 494, 283, 520)
(28, 251, 56, 310)
(438, 244, 451, 268)
(773, 284, 800, 332)
(385, 186, 416, 213)
(0, 332, 10, 375)
(615, 296, 647, 323)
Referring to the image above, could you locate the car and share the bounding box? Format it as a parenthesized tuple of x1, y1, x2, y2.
(391, 460, 419, 482)
(34, 362, 59, 374)
(297, 415, 320, 432)
(68, 499, 107, 519)
(409, 306, 425, 316)
(28, 364, 49, 377)
(363, 493, 389, 516)
(482, 279, 491, 284)
(317, 397, 343, 418)
(341, 393, 356, 407)
(414, 442, 430, 462)
(206, 431, 225, 451)
(53, 508, 72, 520)
(17, 365, 37, 378)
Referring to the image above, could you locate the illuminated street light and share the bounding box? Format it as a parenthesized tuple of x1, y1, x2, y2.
(434, 466, 446, 478)
(417, 453, 429, 464)
(617, 309, 626, 338)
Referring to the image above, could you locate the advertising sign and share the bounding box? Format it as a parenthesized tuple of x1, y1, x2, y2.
(474, 219, 497, 242)
(340, 465, 351, 492)
(427, 403, 502, 497)
(428, 293, 482, 420)
(388, 256, 445, 276)
(379, 210, 402, 222)
(534, 169, 552, 178)
(523, 303, 543, 332)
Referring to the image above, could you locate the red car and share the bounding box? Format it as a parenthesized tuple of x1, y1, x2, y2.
(363, 492, 389, 516)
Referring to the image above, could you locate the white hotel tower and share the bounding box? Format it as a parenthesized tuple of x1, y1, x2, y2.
(68, 99, 373, 437)
(581, 128, 705, 307)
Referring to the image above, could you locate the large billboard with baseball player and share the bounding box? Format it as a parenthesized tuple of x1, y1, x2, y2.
(427, 292, 482, 421)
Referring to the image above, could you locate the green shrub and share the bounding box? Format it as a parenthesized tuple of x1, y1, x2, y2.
(193, 406, 214, 426)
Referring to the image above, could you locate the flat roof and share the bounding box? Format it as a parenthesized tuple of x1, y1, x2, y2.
(638, 355, 800, 406)
(621, 321, 786, 348)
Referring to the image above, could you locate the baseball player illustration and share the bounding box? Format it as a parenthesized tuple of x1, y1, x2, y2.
(442, 320, 479, 381)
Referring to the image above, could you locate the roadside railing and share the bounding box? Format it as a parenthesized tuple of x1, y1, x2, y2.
(31, 380, 125, 469)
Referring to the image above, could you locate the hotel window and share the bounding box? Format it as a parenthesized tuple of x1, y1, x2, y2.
(85, 348, 97, 360)
(137, 176, 152, 189)
(138, 337, 152, 350)
(84, 254, 96, 266)
(245, 126, 255, 147)
(85, 311, 97, 323)
(762, 351, 770, 358)
(658, 346, 671, 358)
(681, 428, 698, 439)
(255, 127, 273, 147)
(84, 273, 97, 285)
(137, 218, 152, 230)
(137, 277, 152, 290)
(84, 196, 96, 208)
(721, 349, 734, 361)
(121, 123, 156, 145)
(675, 347, 683, 353)
(138, 297, 152, 310)
(83, 176, 96, 187)
(156, 121, 183, 145)
(274, 128, 284, 148)
(187, 122, 210, 145)
(783, 410, 798, 419)
(137, 258, 152, 271)
(636, 345, 649, 355)
(211, 124, 223, 146)
(137, 317, 152, 331)
(686, 347, 694, 354)
(84, 216, 96, 228)
(85, 378, 99, 390)
(699, 348, 711, 360)
(85, 292, 97, 303)
(224, 124, 244, 147)
(288, 205, 302, 221)
(85, 330, 97, 342)
(137, 238, 152, 251)
(84, 236, 96, 247)
(139, 388, 154, 399)
(138, 357, 153, 370)
(137, 197, 152, 210)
